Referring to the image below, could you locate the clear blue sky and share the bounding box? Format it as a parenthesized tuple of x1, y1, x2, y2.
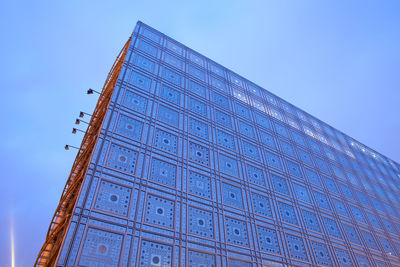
(0, 0, 399, 266)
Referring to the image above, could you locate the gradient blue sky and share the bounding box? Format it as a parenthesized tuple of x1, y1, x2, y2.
(0, 1, 399, 266)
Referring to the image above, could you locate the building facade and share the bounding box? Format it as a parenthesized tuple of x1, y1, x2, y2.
(43, 21, 400, 266)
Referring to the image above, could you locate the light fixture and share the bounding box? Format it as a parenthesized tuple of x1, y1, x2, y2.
(65, 144, 81, 150)
(87, 88, 101, 95)
(79, 111, 92, 118)
(72, 128, 85, 134)
(75, 119, 89, 125)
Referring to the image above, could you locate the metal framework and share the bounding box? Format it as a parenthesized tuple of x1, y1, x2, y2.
(35, 37, 131, 267)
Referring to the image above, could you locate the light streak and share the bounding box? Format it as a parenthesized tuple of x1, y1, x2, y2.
(11, 217, 15, 267)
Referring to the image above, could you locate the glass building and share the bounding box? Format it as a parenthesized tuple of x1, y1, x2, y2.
(38, 21, 400, 266)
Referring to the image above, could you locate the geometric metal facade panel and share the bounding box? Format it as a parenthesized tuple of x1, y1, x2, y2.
(149, 157, 177, 187)
(188, 206, 214, 238)
(311, 241, 333, 266)
(56, 21, 400, 266)
(286, 234, 308, 262)
(139, 240, 173, 266)
(144, 194, 175, 229)
(79, 228, 123, 267)
(225, 217, 249, 247)
(188, 250, 216, 267)
(94, 180, 132, 216)
(257, 226, 280, 254)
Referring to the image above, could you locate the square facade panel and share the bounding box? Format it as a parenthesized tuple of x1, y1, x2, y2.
(221, 182, 244, 209)
(246, 164, 266, 186)
(213, 91, 230, 109)
(379, 236, 398, 256)
(188, 170, 212, 199)
(301, 209, 321, 232)
(277, 201, 298, 226)
(286, 234, 308, 262)
(264, 150, 283, 171)
(211, 76, 227, 91)
(153, 128, 179, 154)
(241, 141, 260, 161)
(105, 143, 138, 175)
(236, 102, 252, 119)
(78, 228, 123, 267)
(157, 104, 180, 127)
(166, 39, 184, 56)
(225, 217, 250, 247)
(305, 168, 322, 186)
(324, 217, 342, 239)
(188, 79, 207, 97)
(228, 258, 252, 267)
(279, 139, 296, 157)
(361, 230, 379, 250)
(257, 225, 280, 254)
(138, 240, 173, 266)
(189, 97, 207, 117)
(188, 250, 216, 267)
(141, 27, 162, 43)
(254, 113, 272, 130)
(323, 177, 338, 194)
(286, 160, 303, 178)
(293, 184, 311, 204)
(271, 174, 290, 196)
(238, 120, 255, 139)
(149, 157, 177, 187)
(188, 206, 214, 238)
(189, 141, 210, 166)
(163, 52, 184, 71)
(94, 180, 132, 216)
(188, 65, 206, 82)
(50, 22, 400, 267)
(188, 117, 209, 140)
(218, 154, 239, 177)
(313, 191, 331, 211)
(133, 53, 156, 73)
(291, 131, 306, 147)
(159, 84, 181, 105)
(210, 63, 225, 78)
(129, 70, 152, 91)
(216, 129, 236, 151)
(251, 192, 273, 218)
(144, 194, 175, 229)
(215, 109, 233, 128)
(162, 67, 182, 86)
(188, 51, 205, 66)
(115, 113, 143, 141)
(342, 224, 361, 245)
(334, 248, 353, 267)
(136, 38, 158, 57)
(273, 122, 289, 138)
(122, 89, 148, 114)
(332, 198, 349, 217)
(311, 241, 333, 266)
(356, 254, 376, 267)
(259, 131, 276, 149)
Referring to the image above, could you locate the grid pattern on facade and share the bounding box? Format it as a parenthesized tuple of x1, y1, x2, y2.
(56, 22, 400, 266)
